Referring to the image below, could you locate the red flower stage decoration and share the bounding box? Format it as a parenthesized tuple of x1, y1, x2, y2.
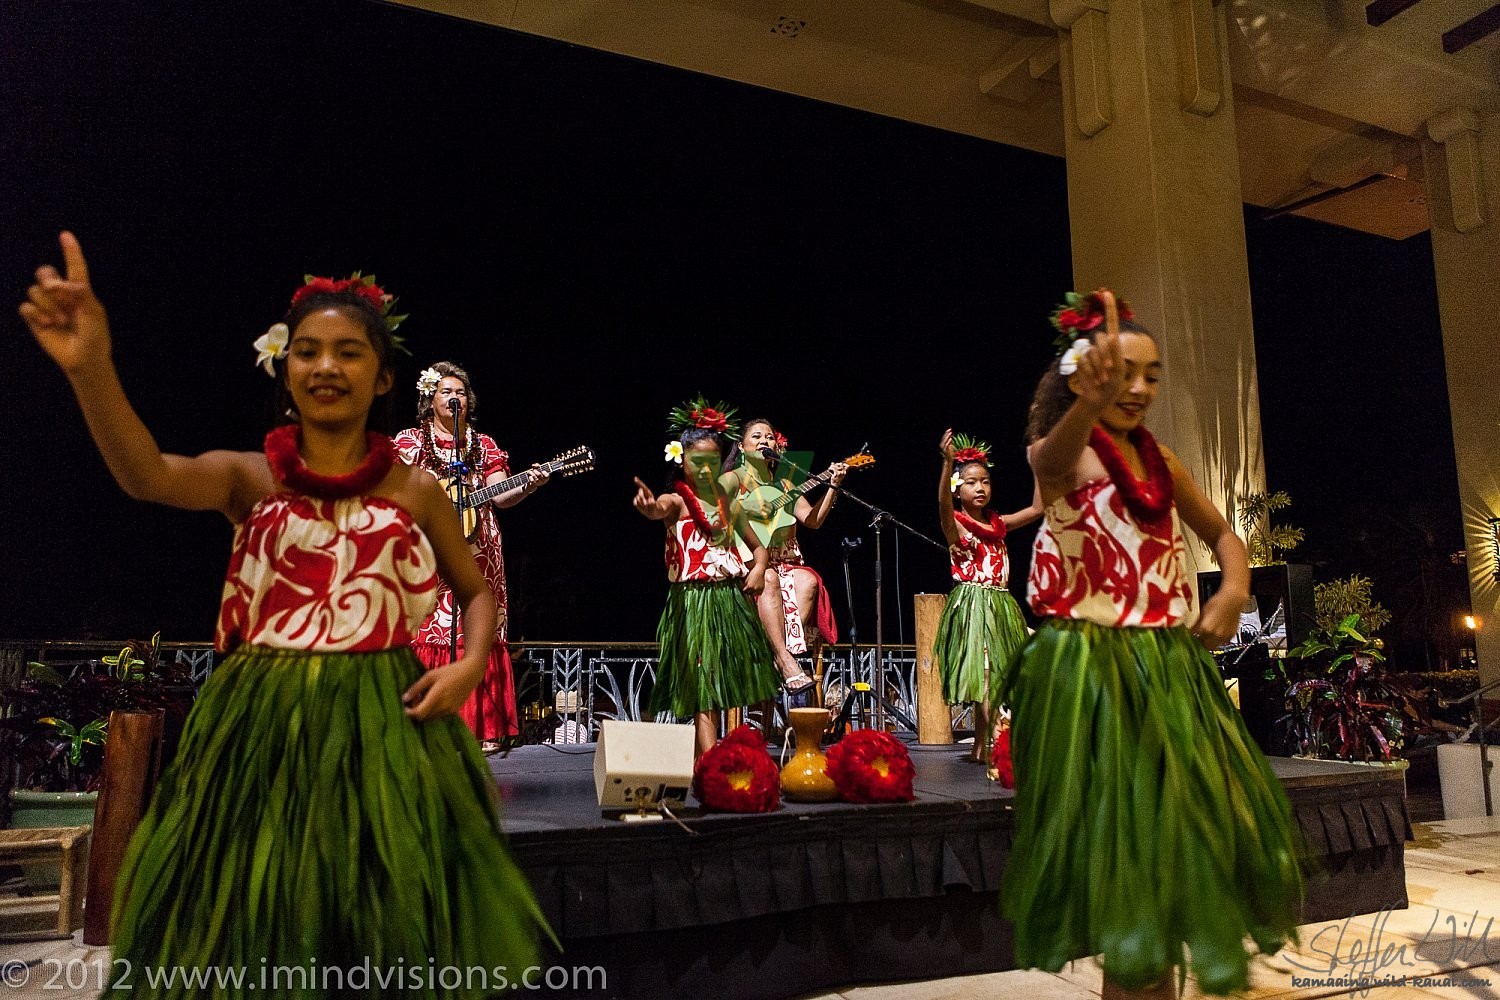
(826, 729, 916, 803)
(991, 724, 1014, 789)
(692, 725, 780, 812)
(691, 407, 729, 432)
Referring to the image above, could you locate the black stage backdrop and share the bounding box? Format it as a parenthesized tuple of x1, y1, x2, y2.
(0, 1, 1464, 665)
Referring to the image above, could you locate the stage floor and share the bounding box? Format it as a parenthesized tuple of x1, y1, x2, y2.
(489, 742, 1411, 999)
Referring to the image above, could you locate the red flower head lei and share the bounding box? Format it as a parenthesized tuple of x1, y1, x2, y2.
(825, 729, 916, 803)
(692, 725, 781, 813)
(253, 272, 411, 378)
(950, 431, 991, 470)
(666, 393, 740, 438)
(1050, 288, 1133, 375)
(773, 431, 790, 454)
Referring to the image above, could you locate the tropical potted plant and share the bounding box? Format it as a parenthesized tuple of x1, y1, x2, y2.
(1, 633, 197, 828)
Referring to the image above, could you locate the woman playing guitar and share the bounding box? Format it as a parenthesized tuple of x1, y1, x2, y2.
(394, 361, 548, 751)
(720, 418, 845, 696)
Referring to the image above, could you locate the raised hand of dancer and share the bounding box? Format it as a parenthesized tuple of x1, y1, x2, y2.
(632, 476, 678, 521)
(1072, 331, 1127, 411)
(19, 232, 111, 376)
(939, 428, 955, 462)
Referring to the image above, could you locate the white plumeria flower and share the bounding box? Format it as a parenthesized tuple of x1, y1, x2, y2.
(664, 441, 684, 464)
(252, 323, 290, 377)
(1058, 337, 1093, 376)
(950, 473, 963, 493)
(415, 367, 441, 395)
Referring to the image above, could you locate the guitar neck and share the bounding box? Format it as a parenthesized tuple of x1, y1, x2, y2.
(766, 468, 833, 515)
(461, 460, 563, 509)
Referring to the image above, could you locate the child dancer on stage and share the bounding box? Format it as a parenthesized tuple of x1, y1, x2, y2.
(720, 419, 845, 695)
(20, 234, 544, 997)
(933, 428, 1039, 762)
(632, 398, 780, 757)
(997, 290, 1301, 999)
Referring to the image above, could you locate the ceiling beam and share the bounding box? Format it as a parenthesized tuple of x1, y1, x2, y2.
(1364, 0, 1424, 29)
(1443, 4, 1500, 54)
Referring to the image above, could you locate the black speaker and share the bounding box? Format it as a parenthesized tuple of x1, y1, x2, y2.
(1198, 563, 1315, 652)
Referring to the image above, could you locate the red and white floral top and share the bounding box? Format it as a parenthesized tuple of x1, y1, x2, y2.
(950, 511, 1010, 587)
(1027, 478, 1193, 628)
(666, 516, 747, 583)
(216, 494, 439, 652)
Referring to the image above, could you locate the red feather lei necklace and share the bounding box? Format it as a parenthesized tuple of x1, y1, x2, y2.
(672, 481, 731, 545)
(1088, 425, 1174, 523)
(264, 424, 395, 499)
(954, 509, 1006, 544)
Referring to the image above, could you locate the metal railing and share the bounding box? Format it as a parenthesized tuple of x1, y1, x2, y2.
(3, 639, 967, 743)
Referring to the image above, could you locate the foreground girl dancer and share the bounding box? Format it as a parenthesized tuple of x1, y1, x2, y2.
(997, 290, 1301, 998)
(633, 398, 780, 757)
(20, 234, 544, 997)
(933, 428, 1038, 762)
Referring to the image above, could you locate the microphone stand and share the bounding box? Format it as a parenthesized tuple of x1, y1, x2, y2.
(446, 399, 467, 665)
(823, 481, 941, 735)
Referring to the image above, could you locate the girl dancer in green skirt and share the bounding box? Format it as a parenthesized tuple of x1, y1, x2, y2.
(20, 234, 545, 997)
(997, 290, 1302, 998)
(933, 428, 1039, 762)
(632, 397, 779, 757)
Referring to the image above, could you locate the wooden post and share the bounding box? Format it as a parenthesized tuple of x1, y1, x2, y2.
(914, 593, 952, 744)
(83, 709, 164, 946)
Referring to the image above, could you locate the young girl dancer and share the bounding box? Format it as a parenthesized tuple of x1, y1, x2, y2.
(720, 419, 845, 695)
(933, 428, 1039, 762)
(395, 361, 548, 752)
(997, 290, 1301, 998)
(19, 234, 544, 996)
(632, 398, 780, 757)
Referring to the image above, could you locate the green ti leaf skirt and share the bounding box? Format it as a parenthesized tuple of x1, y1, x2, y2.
(931, 581, 1029, 705)
(994, 619, 1304, 995)
(649, 579, 780, 717)
(109, 644, 548, 998)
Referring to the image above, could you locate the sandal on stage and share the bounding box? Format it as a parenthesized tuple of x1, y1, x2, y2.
(782, 672, 814, 695)
(481, 740, 503, 755)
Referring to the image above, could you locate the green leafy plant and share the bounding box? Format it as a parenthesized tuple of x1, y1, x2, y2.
(1313, 575, 1391, 634)
(0, 633, 197, 793)
(1237, 490, 1305, 567)
(1276, 614, 1408, 761)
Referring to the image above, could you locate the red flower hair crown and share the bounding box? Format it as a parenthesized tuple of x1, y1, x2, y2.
(666, 394, 741, 438)
(950, 431, 991, 468)
(1049, 288, 1133, 356)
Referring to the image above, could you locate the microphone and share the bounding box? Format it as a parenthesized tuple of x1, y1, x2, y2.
(841, 537, 863, 553)
(759, 447, 780, 461)
(447, 398, 461, 415)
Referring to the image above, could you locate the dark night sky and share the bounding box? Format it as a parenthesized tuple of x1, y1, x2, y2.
(0, 1, 1468, 665)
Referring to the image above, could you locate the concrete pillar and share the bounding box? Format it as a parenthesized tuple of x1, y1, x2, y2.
(1051, 0, 1265, 577)
(1425, 109, 1500, 691)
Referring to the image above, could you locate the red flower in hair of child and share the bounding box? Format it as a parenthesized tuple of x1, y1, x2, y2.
(953, 447, 988, 465)
(692, 726, 780, 812)
(826, 729, 916, 803)
(691, 407, 729, 432)
(292, 275, 389, 312)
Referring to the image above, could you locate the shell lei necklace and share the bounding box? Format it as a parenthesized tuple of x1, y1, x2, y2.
(264, 424, 395, 499)
(1088, 425, 1174, 523)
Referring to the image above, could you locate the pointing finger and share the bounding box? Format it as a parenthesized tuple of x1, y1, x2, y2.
(59, 231, 90, 286)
